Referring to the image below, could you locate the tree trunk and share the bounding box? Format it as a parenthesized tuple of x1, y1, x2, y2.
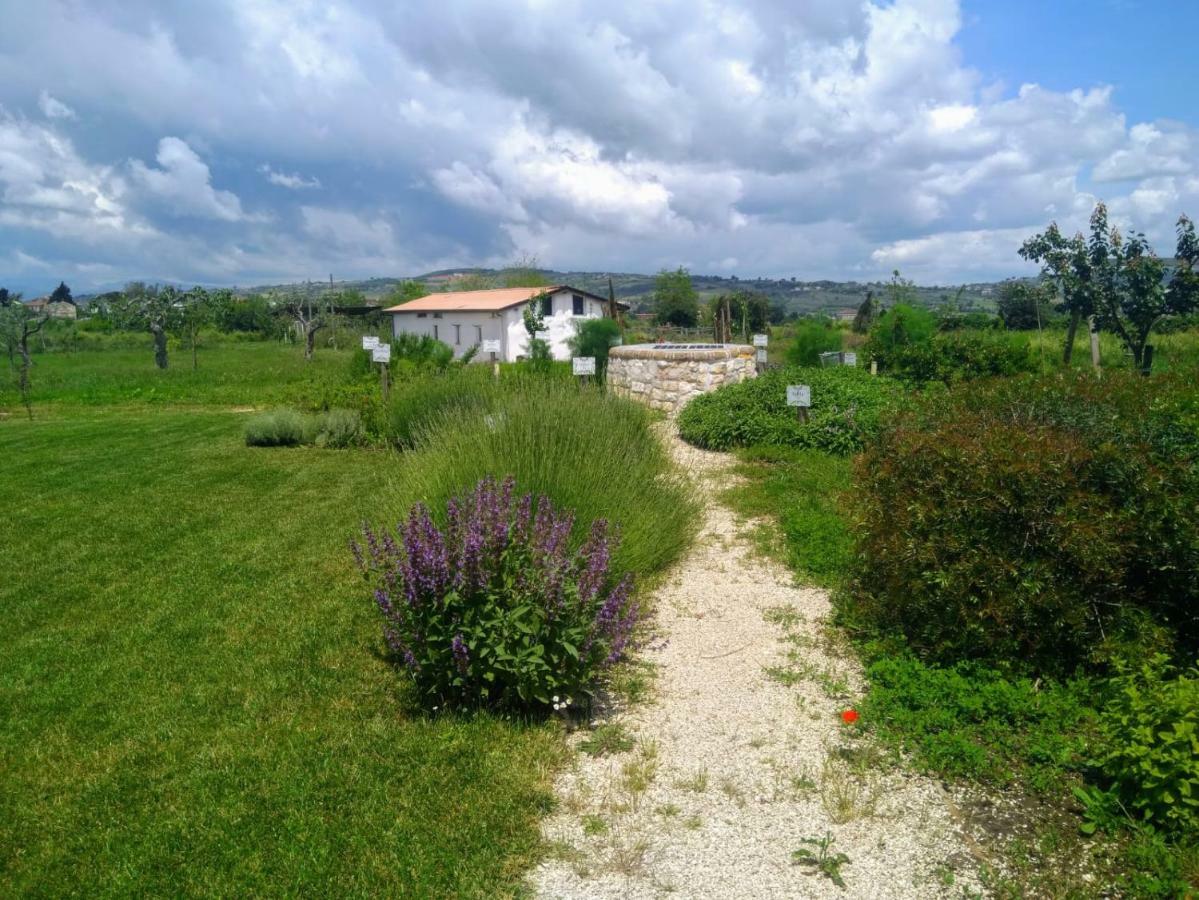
(305, 325, 317, 361)
(1062, 310, 1081, 365)
(191, 327, 198, 370)
(17, 337, 33, 418)
(151, 324, 169, 369)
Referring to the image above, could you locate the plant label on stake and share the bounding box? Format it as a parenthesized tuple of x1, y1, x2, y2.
(843, 351, 857, 367)
(756, 348, 768, 365)
(362, 335, 380, 351)
(482, 339, 501, 354)
(372, 344, 391, 402)
(573, 356, 596, 377)
(753, 333, 769, 347)
(787, 384, 811, 423)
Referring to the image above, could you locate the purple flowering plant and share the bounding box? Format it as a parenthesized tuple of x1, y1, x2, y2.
(351, 475, 640, 710)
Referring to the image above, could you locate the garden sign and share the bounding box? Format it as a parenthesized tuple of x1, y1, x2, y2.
(753, 333, 769, 347)
(362, 335, 380, 351)
(573, 356, 596, 376)
(787, 384, 811, 423)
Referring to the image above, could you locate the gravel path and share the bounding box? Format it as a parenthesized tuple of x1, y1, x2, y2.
(531, 432, 984, 899)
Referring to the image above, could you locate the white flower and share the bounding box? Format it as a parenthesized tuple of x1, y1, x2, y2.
(552, 703, 561, 711)
(565, 698, 572, 706)
(553, 695, 560, 703)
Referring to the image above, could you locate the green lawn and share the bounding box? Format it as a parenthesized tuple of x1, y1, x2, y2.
(1, 408, 562, 897)
(0, 341, 358, 410)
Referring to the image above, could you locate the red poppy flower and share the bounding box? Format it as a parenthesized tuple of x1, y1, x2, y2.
(840, 709, 860, 724)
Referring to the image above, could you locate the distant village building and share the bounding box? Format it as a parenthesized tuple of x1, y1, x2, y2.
(833, 308, 857, 322)
(386, 285, 626, 363)
(24, 297, 78, 320)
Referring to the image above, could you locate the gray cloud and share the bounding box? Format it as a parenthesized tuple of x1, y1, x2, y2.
(0, 0, 1197, 291)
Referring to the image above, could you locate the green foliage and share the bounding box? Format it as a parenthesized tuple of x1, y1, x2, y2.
(385, 280, 429, 305)
(873, 331, 1036, 385)
(843, 371, 1199, 676)
(568, 317, 621, 377)
(851, 291, 876, 334)
(350, 333, 454, 380)
(311, 408, 362, 448)
(244, 408, 307, 446)
(1092, 655, 1199, 835)
(860, 653, 1095, 789)
(996, 281, 1053, 330)
(865, 303, 936, 358)
(394, 381, 698, 581)
(785, 320, 842, 366)
(653, 267, 699, 327)
(677, 366, 901, 455)
(49, 280, 73, 305)
(500, 253, 550, 288)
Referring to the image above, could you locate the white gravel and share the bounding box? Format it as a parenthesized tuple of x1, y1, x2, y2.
(531, 432, 985, 899)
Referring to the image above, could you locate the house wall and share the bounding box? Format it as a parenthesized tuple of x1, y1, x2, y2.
(391, 310, 506, 358)
(392, 289, 609, 363)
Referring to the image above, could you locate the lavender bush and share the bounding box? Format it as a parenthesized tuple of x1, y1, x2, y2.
(352, 475, 640, 710)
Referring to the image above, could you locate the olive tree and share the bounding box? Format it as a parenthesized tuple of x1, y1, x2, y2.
(0, 294, 48, 416)
(113, 282, 181, 369)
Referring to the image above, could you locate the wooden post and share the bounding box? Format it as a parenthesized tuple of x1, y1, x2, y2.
(380, 361, 390, 404)
(1089, 317, 1101, 373)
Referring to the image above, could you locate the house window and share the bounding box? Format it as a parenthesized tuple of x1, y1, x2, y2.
(540, 294, 553, 317)
(416, 313, 427, 318)
(453, 324, 461, 345)
(433, 312, 443, 319)
(572, 294, 585, 315)
(475, 325, 483, 343)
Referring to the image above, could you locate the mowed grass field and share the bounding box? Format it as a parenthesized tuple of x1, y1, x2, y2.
(1, 352, 565, 897)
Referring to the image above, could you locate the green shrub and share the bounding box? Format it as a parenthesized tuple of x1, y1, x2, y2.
(313, 409, 362, 448)
(874, 331, 1036, 385)
(568, 318, 622, 377)
(866, 303, 936, 356)
(354, 476, 641, 710)
(1093, 655, 1199, 835)
(350, 333, 455, 379)
(785, 321, 841, 366)
(244, 408, 307, 446)
(393, 381, 697, 580)
(677, 366, 901, 455)
(385, 369, 497, 448)
(843, 371, 1199, 676)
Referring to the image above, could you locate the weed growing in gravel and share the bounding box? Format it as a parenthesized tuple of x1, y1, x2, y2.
(719, 777, 746, 806)
(674, 768, 709, 793)
(820, 756, 878, 823)
(683, 815, 703, 830)
(656, 803, 681, 818)
(792, 832, 851, 889)
(619, 743, 659, 797)
(581, 814, 608, 836)
(579, 723, 636, 757)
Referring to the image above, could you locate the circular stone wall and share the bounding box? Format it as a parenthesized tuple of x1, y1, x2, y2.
(607, 343, 756, 416)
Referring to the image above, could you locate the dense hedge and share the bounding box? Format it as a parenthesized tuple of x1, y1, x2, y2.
(867, 330, 1036, 385)
(677, 366, 901, 455)
(841, 371, 1199, 676)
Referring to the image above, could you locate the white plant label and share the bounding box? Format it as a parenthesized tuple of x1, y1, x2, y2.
(535, 330, 551, 341)
(753, 333, 769, 347)
(843, 352, 858, 367)
(573, 356, 596, 376)
(482, 339, 501, 353)
(362, 335, 380, 350)
(787, 384, 811, 407)
(371, 345, 391, 363)
(756, 348, 768, 363)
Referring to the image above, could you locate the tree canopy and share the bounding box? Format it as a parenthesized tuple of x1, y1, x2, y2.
(653, 267, 699, 327)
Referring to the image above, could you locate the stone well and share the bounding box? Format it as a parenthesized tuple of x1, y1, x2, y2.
(607, 343, 756, 416)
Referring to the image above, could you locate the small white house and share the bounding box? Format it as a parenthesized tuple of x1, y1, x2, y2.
(385, 285, 626, 363)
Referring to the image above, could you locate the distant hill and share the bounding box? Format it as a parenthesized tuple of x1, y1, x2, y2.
(73, 269, 1014, 316)
(233, 268, 1011, 317)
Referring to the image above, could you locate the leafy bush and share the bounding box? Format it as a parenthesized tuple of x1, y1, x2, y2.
(1092, 655, 1199, 835)
(568, 318, 622, 377)
(350, 333, 455, 379)
(678, 366, 901, 455)
(785, 321, 842, 366)
(843, 371, 1199, 676)
(244, 408, 306, 446)
(874, 331, 1036, 385)
(393, 381, 697, 580)
(866, 303, 936, 356)
(353, 476, 640, 710)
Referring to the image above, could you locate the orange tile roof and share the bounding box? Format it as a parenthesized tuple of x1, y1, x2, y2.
(385, 286, 563, 313)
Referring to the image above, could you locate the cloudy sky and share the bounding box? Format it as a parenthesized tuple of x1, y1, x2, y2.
(1, 0, 1197, 294)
